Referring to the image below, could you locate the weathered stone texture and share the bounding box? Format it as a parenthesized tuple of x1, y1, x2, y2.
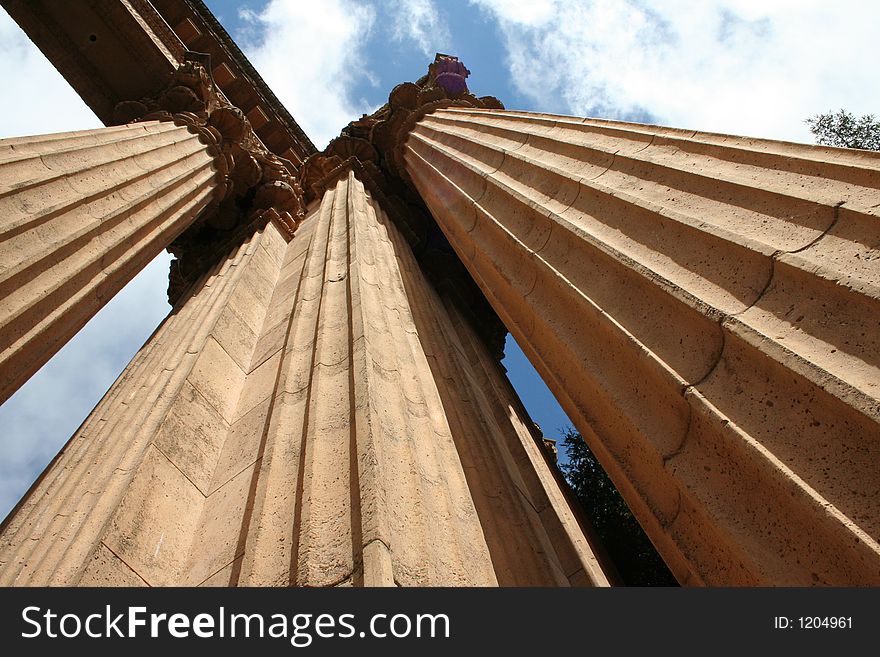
(234, 169, 607, 587)
(0, 218, 282, 585)
(403, 107, 880, 585)
(0, 121, 220, 404)
(0, 166, 607, 587)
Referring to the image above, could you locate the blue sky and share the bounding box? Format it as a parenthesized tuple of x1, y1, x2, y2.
(2, 0, 880, 519)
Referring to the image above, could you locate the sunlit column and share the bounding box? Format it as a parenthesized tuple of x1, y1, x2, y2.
(0, 165, 608, 587)
(0, 120, 224, 404)
(235, 167, 609, 587)
(403, 107, 880, 585)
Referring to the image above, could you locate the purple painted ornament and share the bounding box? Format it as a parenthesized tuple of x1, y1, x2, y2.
(432, 54, 470, 96)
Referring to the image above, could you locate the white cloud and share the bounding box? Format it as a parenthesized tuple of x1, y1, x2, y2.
(474, 0, 556, 26)
(238, 0, 378, 150)
(471, 0, 880, 143)
(389, 0, 451, 56)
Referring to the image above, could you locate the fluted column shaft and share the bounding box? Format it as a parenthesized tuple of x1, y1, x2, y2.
(0, 218, 287, 585)
(0, 166, 608, 586)
(403, 107, 880, 585)
(0, 120, 222, 403)
(235, 169, 607, 586)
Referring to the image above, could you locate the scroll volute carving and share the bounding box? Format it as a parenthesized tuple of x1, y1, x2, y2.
(328, 54, 506, 189)
(112, 59, 304, 227)
(111, 60, 217, 125)
(227, 142, 262, 191)
(209, 105, 249, 143)
(113, 59, 306, 305)
(248, 153, 304, 240)
(111, 61, 232, 204)
(326, 135, 379, 164)
(299, 152, 344, 204)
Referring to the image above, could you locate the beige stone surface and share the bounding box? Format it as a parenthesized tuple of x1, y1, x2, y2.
(102, 446, 206, 586)
(78, 543, 148, 587)
(404, 107, 880, 585)
(0, 121, 218, 404)
(0, 223, 283, 585)
(237, 171, 507, 587)
(209, 398, 271, 494)
(153, 381, 229, 495)
(0, 167, 608, 586)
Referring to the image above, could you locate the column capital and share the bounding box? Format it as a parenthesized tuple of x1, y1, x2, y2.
(111, 58, 304, 304)
(296, 54, 508, 360)
(303, 53, 504, 195)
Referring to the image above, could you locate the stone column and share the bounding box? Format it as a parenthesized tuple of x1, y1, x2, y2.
(402, 107, 880, 585)
(0, 118, 224, 405)
(0, 164, 608, 587)
(0, 216, 288, 585)
(221, 166, 607, 587)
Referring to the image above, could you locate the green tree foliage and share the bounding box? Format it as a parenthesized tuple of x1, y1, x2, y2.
(559, 427, 677, 586)
(805, 109, 880, 150)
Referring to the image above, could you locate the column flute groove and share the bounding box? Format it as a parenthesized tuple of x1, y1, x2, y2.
(402, 106, 880, 585)
(229, 166, 608, 586)
(0, 119, 224, 404)
(0, 233, 258, 584)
